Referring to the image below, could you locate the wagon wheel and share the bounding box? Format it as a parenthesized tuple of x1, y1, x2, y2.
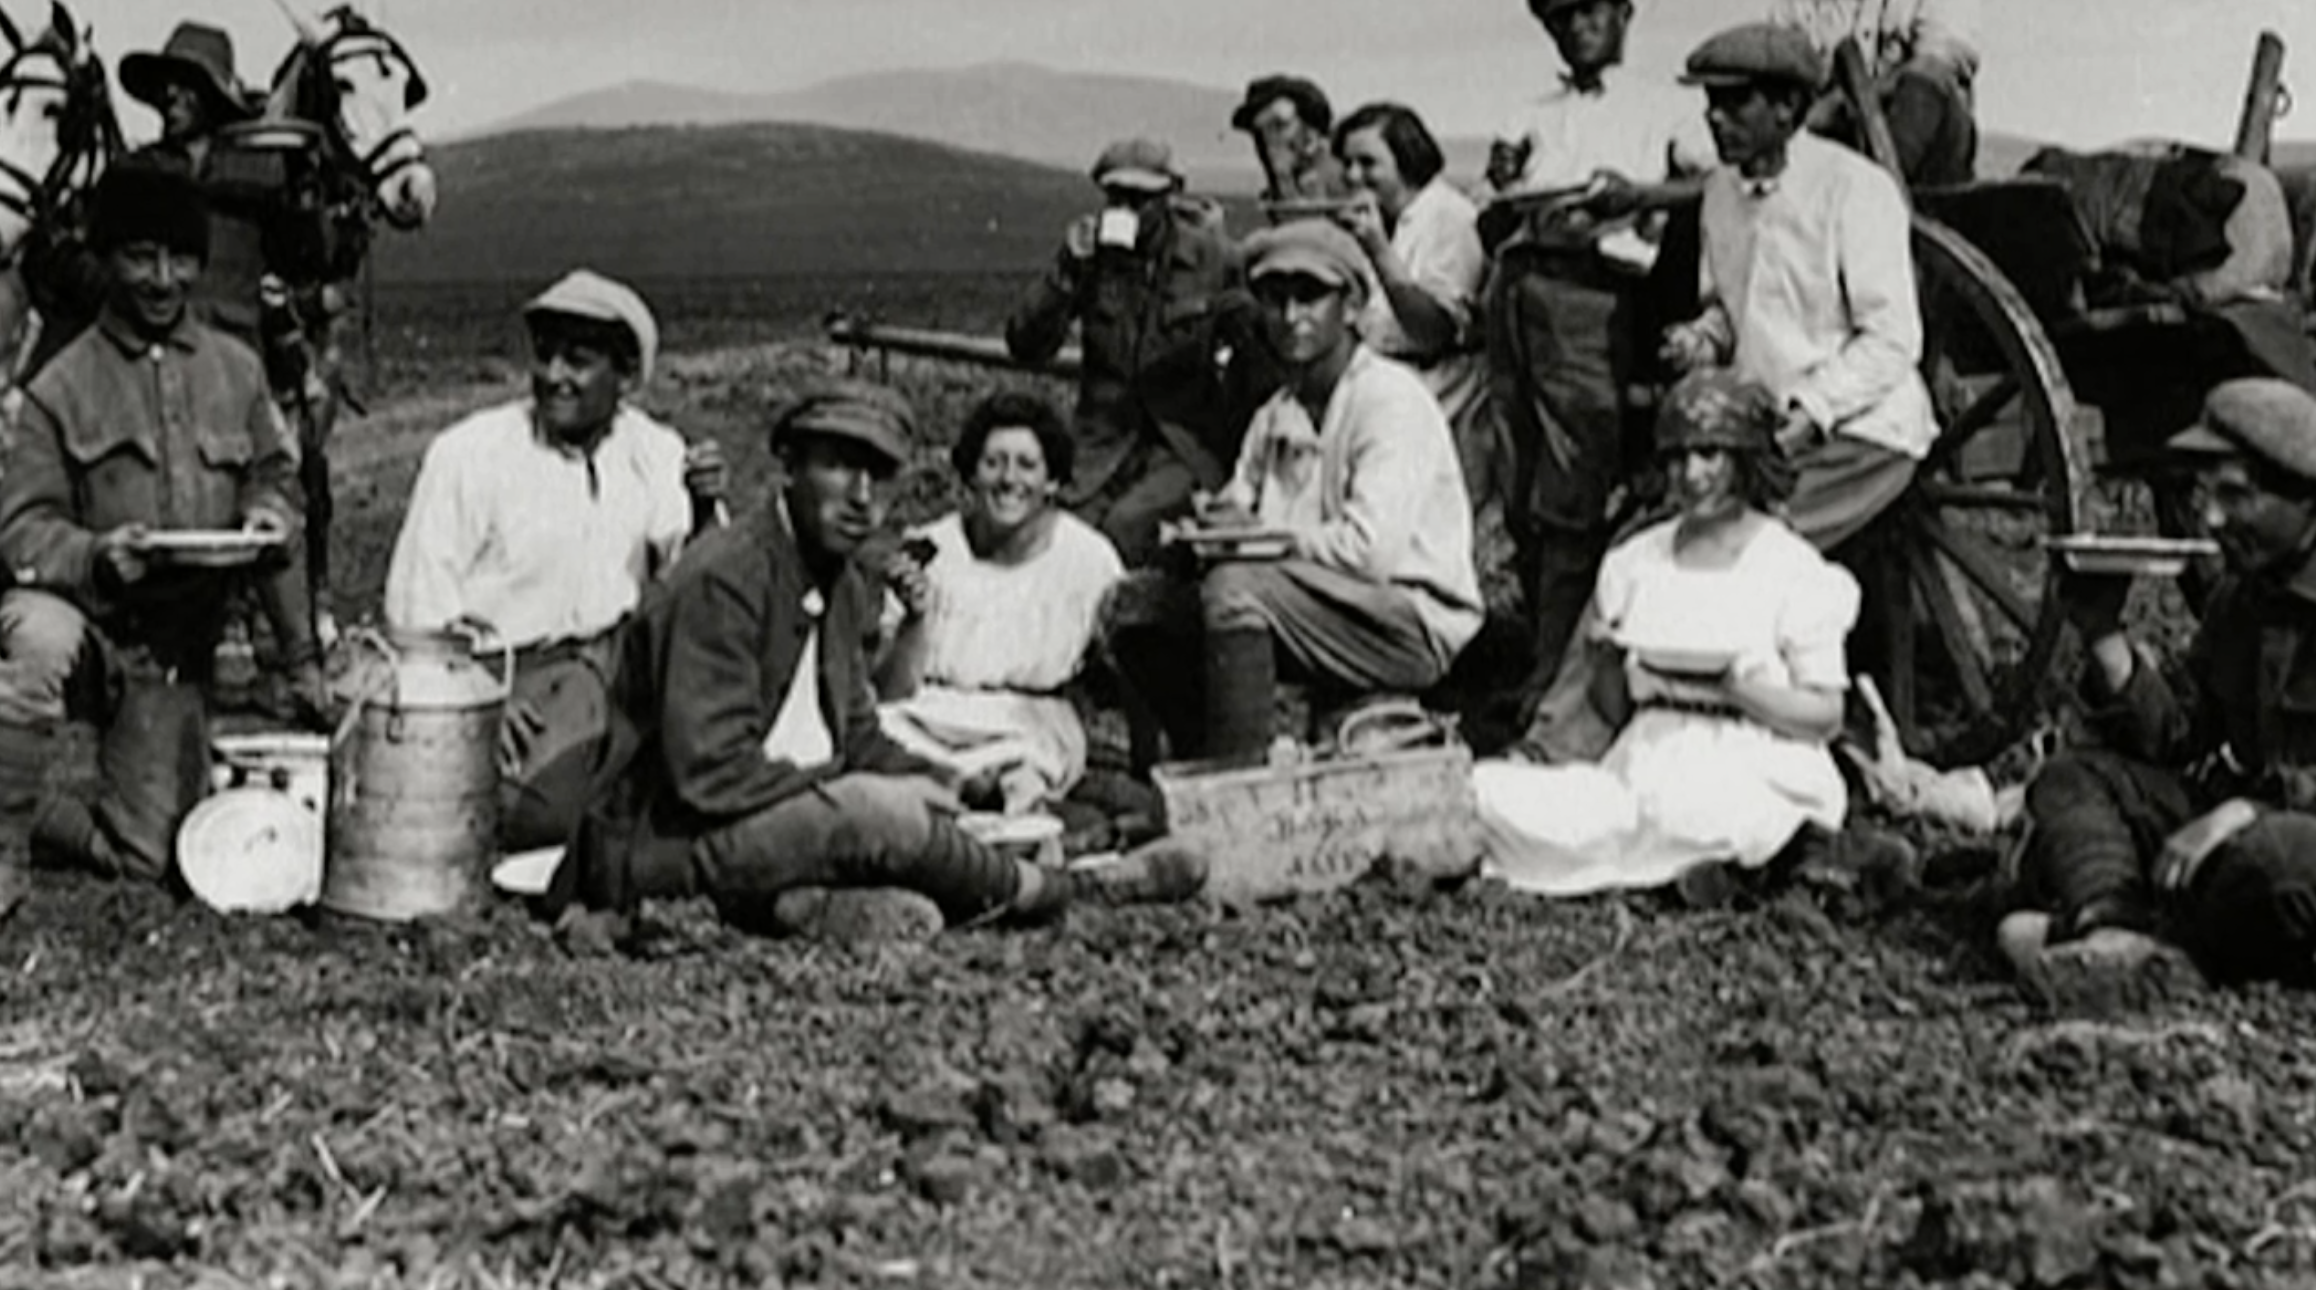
(1863, 215, 2083, 765)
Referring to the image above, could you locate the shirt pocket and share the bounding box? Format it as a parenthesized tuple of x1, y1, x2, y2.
(57, 416, 158, 534)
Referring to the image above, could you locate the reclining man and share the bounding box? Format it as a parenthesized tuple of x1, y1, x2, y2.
(1487, 0, 1715, 698)
(1113, 221, 1482, 763)
(2006, 378, 2316, 993)
(1771, 0, 1980, 186)
(1007, 138, 1274, 565)
(383, 270, 725, 851)
(0, 161, 321, 918)
(545, 383, 1202, 943)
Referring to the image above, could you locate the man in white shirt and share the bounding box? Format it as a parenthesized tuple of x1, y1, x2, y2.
(384, 269, 726, 849)
(1664, 22, 1935, 550)
(1116, 220, 1482, 763)
(1486, 0, 1716, 704)
(1771, 0, 1981, 185)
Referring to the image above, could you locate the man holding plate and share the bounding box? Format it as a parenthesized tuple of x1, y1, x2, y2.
(0, 161, 320, 916)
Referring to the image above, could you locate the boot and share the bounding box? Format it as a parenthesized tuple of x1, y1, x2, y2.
(0, 724, 47, 922)
(1202, 628, 1276, 763)
(1071, 838, 1209, 906)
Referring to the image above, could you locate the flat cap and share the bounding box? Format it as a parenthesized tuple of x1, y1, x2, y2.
(1231, 74, 1333, 133)
(1091, 137, 1182, 193)
(1681, 22, 1826, 90)
(524, 269, 659, 384)
(1244, 220, 1371, 299)
(771, 380, 917, 470)
(2167, 377, 2316, 482)
(1530, 0, 1601, 17)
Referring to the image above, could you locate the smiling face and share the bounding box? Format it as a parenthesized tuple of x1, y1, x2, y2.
(527, 315, 633, 445)
(1668, 444, 1742, 519)
(969, 425, 1057, 536)
(1338, 126, 1408, 217)
(1255, 271, 1357, 371)
(1540, 0, 1632, 76)
(2197, 457, 2316, 574)
(106, 241, 202, 337)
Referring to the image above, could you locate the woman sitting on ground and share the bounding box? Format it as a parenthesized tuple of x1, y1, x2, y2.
(875, 391, 1126, 813)
(1474, 371, 1858, 897)
(1332, 101, 1494, 502)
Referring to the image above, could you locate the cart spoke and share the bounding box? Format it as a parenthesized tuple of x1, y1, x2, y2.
(1907, 544, 1997, 717)
(1942, 374, 2020, 447)
(1912, 511, 2038, 633)
(1917, 481, 2053, 514)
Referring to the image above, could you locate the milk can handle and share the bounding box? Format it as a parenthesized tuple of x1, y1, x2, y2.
(446, 617, 517, 701)
(329, 626, 401, 751)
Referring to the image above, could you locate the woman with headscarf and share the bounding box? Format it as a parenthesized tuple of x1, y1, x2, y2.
(1474, 370, 1859, 896)
(1331, 102, 1496, 508)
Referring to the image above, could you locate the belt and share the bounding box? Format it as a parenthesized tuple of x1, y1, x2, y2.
(1639, 696, 1746, 721)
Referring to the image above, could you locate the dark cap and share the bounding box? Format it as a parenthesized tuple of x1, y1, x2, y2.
(770, 380, 917, 470)
(89, 158, 210, 259)
(1231, 74, 1333, 133)
(1090, 137, 1182, 193)
(1681, 22, 1827, 90)
(1655, 370, 1781, 455)
(2167, 377, 2316, 482)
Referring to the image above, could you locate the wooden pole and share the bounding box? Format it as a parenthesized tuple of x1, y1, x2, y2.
(2232, 30, 2288, 163)
(1832, 38, 1906, 187)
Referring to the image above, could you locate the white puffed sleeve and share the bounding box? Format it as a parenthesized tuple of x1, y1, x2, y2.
(1775, 553, 1862, 690)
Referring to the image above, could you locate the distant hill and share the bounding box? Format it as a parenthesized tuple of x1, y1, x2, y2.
(371, 122, 1096, 285)
(474, 61, 1492, 193)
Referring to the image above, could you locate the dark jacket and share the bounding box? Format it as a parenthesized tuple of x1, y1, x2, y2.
(1006, 196, 1275, 505)
(2089, 569, 2316, 810)
(548, 503, 933, 914)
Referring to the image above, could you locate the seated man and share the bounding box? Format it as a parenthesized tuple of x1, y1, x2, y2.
(1007, 138, 1273, 566)
(383, 270, 725, 851)
(544, 383, 1202, 943)
(1230, 74, 1351, 204)
(2004, 378, 2316, 993)
(1771, 0, 1980, 185)
(1114, 221, 1483, 763)
(0, 161, 322, 917)
(1487, 0, 1717, 695)
(1663, 22, 1935, 552)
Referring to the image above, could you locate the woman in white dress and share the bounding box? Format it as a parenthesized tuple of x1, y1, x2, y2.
(1475, 371, 1859, 896)
(1332, 102, 1496, 506)
(877, 392, 1126, 813)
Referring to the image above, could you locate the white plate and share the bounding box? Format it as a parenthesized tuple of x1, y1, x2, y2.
(1175, 527, 1295, 561)
(491, 847, 563, 896)
(1629, 645, 1736, 678)
(134, 530, 287, 568)
(177, 787, 322, 914)
(960, 812, 1064, 846)
(2046, 534, 2220, 578)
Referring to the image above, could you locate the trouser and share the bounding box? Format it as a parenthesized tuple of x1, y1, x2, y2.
(2024, 752, 2316, 986)
(1787, 435, 1920, 551)
(0, 589, 213, 884)
(1489, 254, 1644, 693)
(499, 636, 616, 852)
(689, 774, 1022, 934)
(1816, 62, 1978, 187)
(1111, 560, 1451, 762)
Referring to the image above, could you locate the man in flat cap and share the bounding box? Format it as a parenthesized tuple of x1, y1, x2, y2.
(545, 382, 1204, 944)
(0, 160, 319, 919)
(2002, 377, 2316, 995)
(1008, 137, 1275, 566)
(1771, 0, 1980, 185)
(384, 269, 727, 852)
(1112, 221, 1482, 763)
(1231, 74, 1350, 205)
(1662, 21, 1934, 553)
(1486, 0, 1717, 708)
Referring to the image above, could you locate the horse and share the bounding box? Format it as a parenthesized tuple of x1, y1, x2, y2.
(261, 3, 436, 241)
(0, 2, 119, 380)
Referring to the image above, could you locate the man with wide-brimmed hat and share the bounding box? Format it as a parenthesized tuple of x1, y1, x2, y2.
(120, 21, 257, 150)
(384, 268, 726, 852)
(0, 159, 318, 921)
(2004, 377, 2316, 997)
(542, 381, 1205, 945)
(1231, 74, 1349, 204)
(1111, 220, 1481, 764)
(1007, 137, 1276, 566)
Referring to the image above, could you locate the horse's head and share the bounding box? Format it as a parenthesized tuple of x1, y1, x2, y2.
(273, 4, 434, 230)
(0, 3, 114, 258)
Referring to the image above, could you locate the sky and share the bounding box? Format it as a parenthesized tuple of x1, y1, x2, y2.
(45, 0, 2316, 151)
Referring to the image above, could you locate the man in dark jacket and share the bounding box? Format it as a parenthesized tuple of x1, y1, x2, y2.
(2007, 378, 2316, 992)
(1007, 138, 1274, 565)
(545, 382, 1202, 942)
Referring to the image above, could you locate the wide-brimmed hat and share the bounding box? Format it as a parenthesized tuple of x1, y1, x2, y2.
(121, 23, 255, 123)
(523, 269, 660, 384)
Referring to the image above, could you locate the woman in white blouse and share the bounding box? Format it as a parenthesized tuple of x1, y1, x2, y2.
(1332, 101, 1495, 505)
(875, 392, 1126, 813)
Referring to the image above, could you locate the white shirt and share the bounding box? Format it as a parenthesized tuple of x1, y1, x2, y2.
(384, 401, 692, 649)
(1770, 0, 1982, 78)
(1230, 347, 1484, 657)
(1697, 133, 1937, 459)
(763, 610, 836, 769)
(1359, 178, 1487, 361)
(1495, 67, 1715, 194)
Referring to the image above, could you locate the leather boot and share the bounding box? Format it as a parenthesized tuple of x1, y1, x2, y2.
(0, 725, 47, 922)
(1202, 628, 1276, 762)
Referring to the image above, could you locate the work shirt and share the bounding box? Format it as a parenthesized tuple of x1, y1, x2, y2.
(0, 312, 305, 655)
(1359, 179, 1487, 361)
(1770, 0, 1982, 78)
(1495, 68, 1715, 194)
(1229, 347, 1484, 657)
(384, 401, 692, 651)
(1696, 133, 1938, 458)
